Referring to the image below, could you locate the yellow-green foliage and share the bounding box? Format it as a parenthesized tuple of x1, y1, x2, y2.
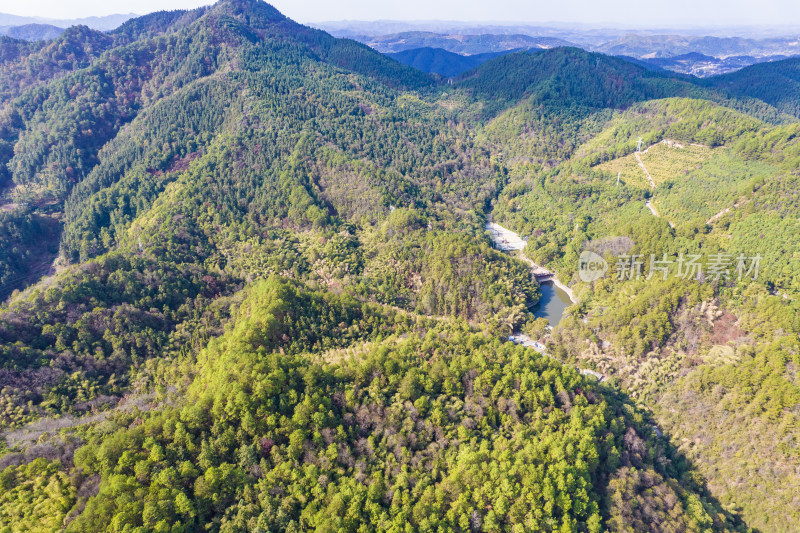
(0, 458, 76, 533)
(638, 143, 715, 186)
(595, 152, 651, 189)
(60, 278, 736, 532)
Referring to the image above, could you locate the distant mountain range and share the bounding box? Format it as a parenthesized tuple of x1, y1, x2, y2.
(314, 22, 800, 78)
(0, 12, 136, 32)
(0, 23, 64, 41)
(364, 31, 573, 54)
(595, 34, 800, 59)
(386, 45, 798, 79)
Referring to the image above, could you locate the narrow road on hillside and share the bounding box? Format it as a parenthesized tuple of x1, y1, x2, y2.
(636, 150, 675, 226)
(635, 151, 657, 189)
(706, 197, 748, 225)
(645, 199, 675, 228)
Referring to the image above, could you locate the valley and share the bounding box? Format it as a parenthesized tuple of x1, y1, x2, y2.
(486, 220, 575, 324)
(0, 0, 799, 531)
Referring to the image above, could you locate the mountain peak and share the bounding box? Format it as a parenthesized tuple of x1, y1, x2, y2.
(209, 0, 286, 25)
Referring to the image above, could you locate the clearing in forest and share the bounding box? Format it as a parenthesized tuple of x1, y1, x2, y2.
(597, 141, 715, 189)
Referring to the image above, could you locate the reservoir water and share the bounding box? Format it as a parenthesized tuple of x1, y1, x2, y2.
(531, 281, 572, 327)
(487, 220, 602, 379)
(487, 220, 574, 327)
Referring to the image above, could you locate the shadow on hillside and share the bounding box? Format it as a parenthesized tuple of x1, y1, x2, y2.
(595, 382, 754, 532)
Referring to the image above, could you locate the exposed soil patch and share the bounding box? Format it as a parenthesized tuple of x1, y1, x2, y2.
(710, 311, 745, 345)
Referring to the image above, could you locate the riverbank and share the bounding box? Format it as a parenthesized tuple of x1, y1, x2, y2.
(516, 252, 577, 305)
(550, 276, 577, 304)
(486, 220, 605, 381)
(487, 221, 577, 304)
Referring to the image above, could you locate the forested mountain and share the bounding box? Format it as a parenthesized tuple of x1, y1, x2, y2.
(705, 57, 800, 118)
(1, 1, 800, 531)
(0, 24, 65, 41)
(387, 47, 507, 77)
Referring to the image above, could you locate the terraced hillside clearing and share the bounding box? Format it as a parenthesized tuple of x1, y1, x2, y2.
(597, 140, 716, 189)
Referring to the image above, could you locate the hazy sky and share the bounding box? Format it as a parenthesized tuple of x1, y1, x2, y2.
(3, 0, 800, 27)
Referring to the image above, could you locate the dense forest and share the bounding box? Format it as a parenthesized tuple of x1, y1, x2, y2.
(1, 0, 800, 531)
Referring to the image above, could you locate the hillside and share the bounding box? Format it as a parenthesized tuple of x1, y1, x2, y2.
(0, 24, 64, 41)
(387, 47, 507, 77)
(705, 56, 800, 118)
(2, 1, 800, 531)
(2, 277, 751, 531)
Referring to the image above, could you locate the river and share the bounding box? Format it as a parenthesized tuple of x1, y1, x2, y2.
(487, 220, 604, 381)
(531, 281, 573, 327)
(486, 221, 575, 327)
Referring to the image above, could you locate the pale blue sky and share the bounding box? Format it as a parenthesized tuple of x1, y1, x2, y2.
(2, 0, 800, 27)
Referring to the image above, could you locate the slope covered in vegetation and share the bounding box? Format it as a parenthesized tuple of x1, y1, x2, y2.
(481, 69, 800, 530)
(1, 278, 745, 532)
(2, 1, 800, 531)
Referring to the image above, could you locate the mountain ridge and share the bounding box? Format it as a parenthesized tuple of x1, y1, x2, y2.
(0, 12, 136, 31)
(0, 24, 64, 41)
(387, 46, 511, 77)
(0, 1, 799, 531)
